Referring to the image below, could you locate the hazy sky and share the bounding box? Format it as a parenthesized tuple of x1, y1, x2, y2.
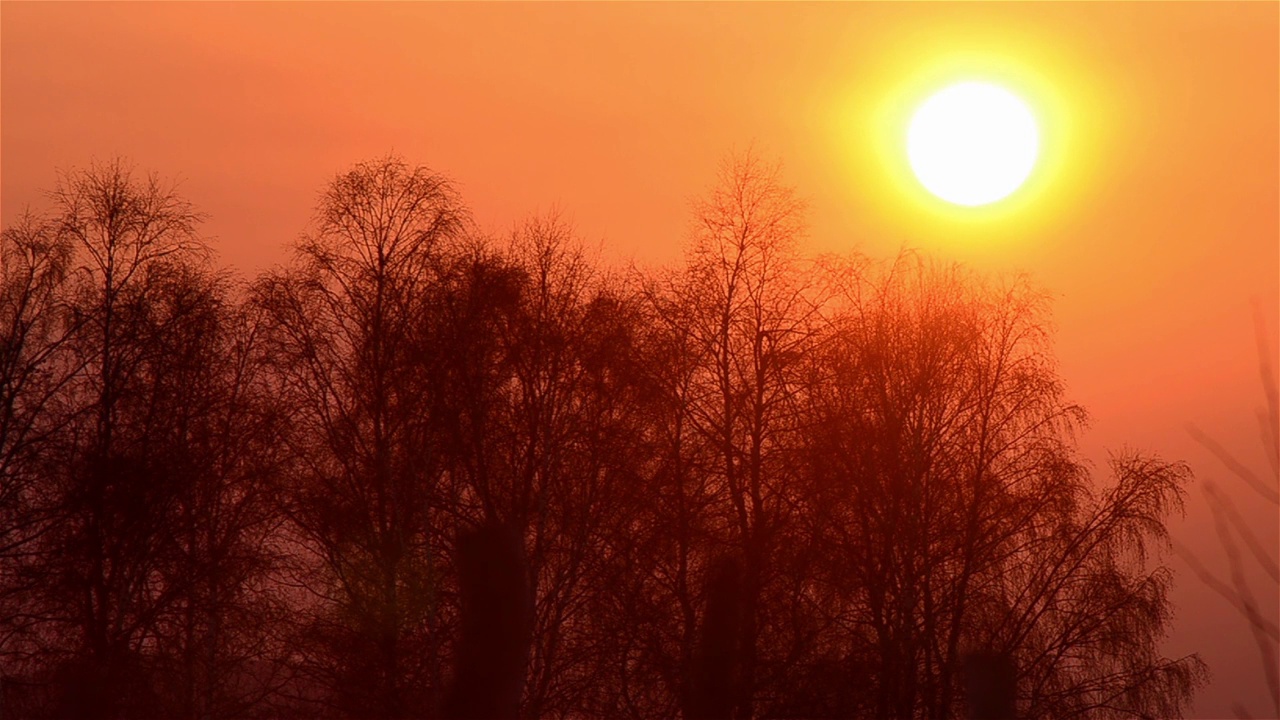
(3, 3, 1277, 715)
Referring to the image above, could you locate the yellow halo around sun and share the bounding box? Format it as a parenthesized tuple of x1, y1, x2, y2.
(907, 82, 1040, 207)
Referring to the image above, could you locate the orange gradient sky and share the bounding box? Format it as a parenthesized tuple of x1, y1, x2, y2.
(2, 3, 1277, 715)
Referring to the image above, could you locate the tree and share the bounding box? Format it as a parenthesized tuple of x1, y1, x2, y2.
(17, 159, 220, 718)
(632, 151, 824, 719)
(601, 267, 721, 719)
(0, 212, 79, 693)
(497, 218, 652, 719)
(141, 273, 291, 720)
(799, 254, 1205, 719)
(1, 160, 287, 720)
(46, 160, 210, 719)
(1, 152, 1213, 720)
(431, 214, 655, 718)
(255, 156, 467, 718)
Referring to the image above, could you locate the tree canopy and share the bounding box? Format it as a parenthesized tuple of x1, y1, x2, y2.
(0, 154, 1204, 719)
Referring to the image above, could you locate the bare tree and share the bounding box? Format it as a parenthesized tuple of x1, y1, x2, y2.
(646, 151, 823, 719)
(255, 156, 467, 718)
(801, 255, 1205, 719)
(0, 212, 80, 688)
(0, 152, 1219, 720)
(3, 161, 290, 720)
(142, 272, 291, 720)
(607, 270, 722, 719)
(18, 159, 214, 718)
(430, 214, 656, 718)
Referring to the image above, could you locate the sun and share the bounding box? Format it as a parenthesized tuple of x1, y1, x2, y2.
(907, 82, 1040, 207)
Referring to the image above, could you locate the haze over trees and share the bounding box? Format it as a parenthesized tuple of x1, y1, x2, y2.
(0, 154, 1205, 719)
(1175, 311, 1279, 719)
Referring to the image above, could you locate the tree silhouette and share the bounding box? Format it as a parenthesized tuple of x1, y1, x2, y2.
(0, 152, 1211, 720)
(659, 151, 821, 720)
(1, 160, 268, 718)
(799, 255, 1205, 718)
(1, 212, 79, 711)
(254, 157, 467, 718)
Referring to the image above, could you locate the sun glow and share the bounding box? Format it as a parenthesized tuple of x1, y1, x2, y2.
(840, 36, 1108, 243)
(907, 82, 1039, 206)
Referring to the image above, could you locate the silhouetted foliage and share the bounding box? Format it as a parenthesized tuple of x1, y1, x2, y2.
(1, 153, 1206, 720)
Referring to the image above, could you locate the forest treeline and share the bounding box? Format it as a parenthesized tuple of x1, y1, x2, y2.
(0, 155, 1205, 719)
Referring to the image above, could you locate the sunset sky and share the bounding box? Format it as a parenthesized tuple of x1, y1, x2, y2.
(3, 3, 1277, 715)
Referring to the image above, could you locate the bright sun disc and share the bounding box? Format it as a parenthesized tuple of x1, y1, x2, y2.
(907, 82, 1039, 207)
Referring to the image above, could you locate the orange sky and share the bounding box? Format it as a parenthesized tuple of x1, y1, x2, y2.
(2, 3, 1277, 715)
